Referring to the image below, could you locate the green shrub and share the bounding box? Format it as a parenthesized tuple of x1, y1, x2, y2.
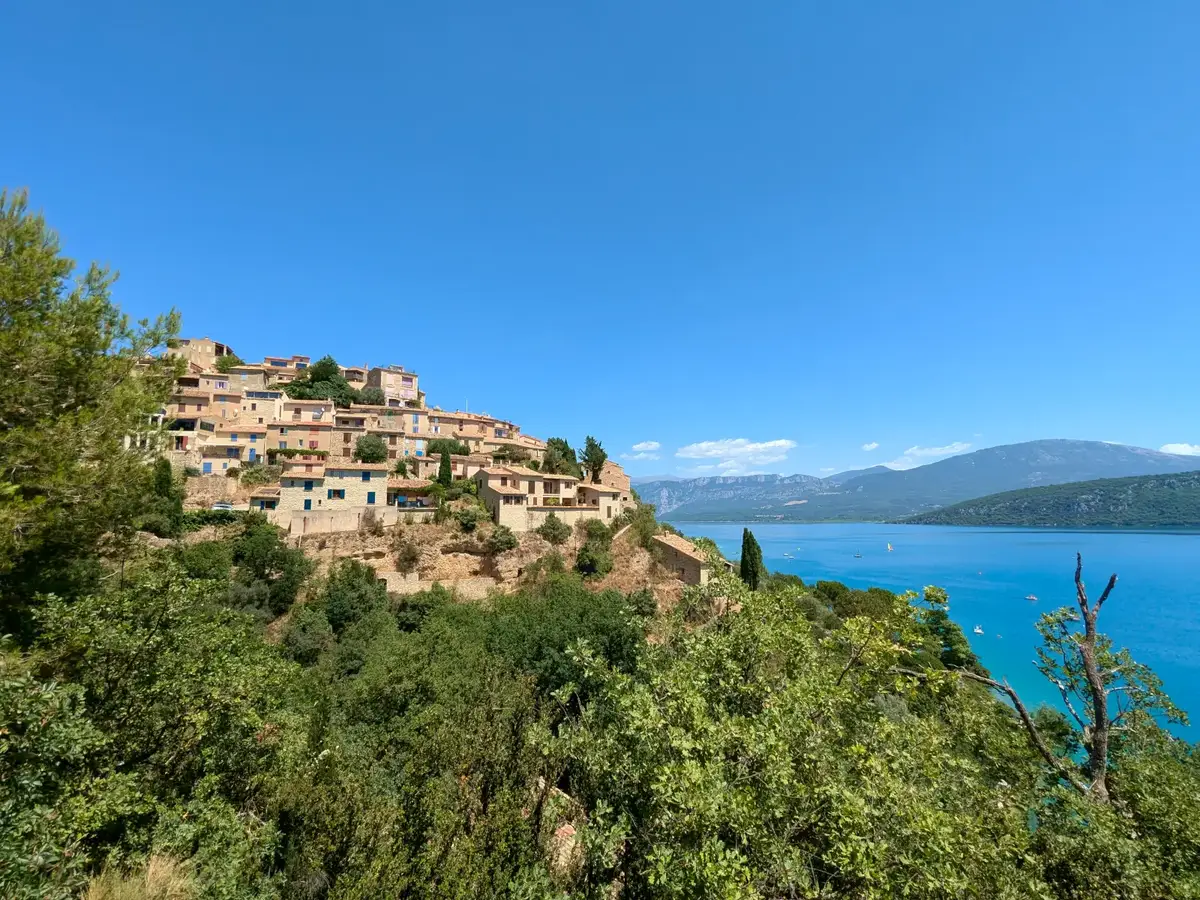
(319, 560, 388, 635)
(452, 477, 477, 496)
(183, 465, 201, 478)
(455, 506, 485, 533)
(176, 541, 234, 580)
(575, 543, 613, 578)
(485, 525, 519, 554)
(353, 434, 388, 463)
(230, 514, 314, 615)
(239, 463, 282, 486)
(181, 509, 244, 531)
(426, 437, 471, 457)
(536, 513, 571, 546)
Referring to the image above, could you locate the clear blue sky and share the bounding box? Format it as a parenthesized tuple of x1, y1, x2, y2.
(6, 2, 1199, 477)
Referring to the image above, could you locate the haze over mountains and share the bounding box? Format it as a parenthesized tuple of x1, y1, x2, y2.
(638, 440, 1200, 522)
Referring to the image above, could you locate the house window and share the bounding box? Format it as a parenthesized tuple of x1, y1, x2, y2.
(309, 441, 318, 449)
(279, 441, 287, 449)
(327, 489, 345, 500)
(230, 433, 238, 441)
(249, 434, 257, 442)
(344, 433, 352, 443)
(361, 471, 371, 482)
(216, 381, 227, 389)
(303, 480, 313, 491)
(280, 427, 288, 435)
(251, 403, 257, 411)
(388, 450, 396, 459)
(366, 491, 376, 505)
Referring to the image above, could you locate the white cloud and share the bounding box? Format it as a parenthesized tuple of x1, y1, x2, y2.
(675, 437, 797, 476)
(620, 451, 660, 461)
(820, 467, 836, 473)
(1162, 443, 1200, 456)
(861, 441, 879, 452)
(883, 441, 972, 471)
(632, 440, 661, 452)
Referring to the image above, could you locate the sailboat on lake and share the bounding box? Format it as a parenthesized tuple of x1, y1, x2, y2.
(886, 542, 894, 552)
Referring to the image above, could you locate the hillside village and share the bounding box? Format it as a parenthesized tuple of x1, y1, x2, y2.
(158, 336, 724, 598)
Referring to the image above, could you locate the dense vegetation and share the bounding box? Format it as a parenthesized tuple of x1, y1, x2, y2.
(5, 191, 1200, 898)
(905, 470, 1200, 528)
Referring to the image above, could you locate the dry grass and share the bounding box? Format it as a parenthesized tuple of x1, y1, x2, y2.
(85, 856, 195, 900)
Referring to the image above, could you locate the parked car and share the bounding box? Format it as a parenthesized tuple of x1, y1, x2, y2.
(210, 501, 235, 511)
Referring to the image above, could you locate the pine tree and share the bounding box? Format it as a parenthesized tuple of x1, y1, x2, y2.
(437, 451, 452, 487)
(739, 528, 764, 591)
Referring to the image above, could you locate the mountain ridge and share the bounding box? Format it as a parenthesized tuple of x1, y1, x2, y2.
(637, 440, 1199, 522)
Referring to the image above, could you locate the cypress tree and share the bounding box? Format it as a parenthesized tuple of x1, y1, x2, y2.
(437, 451, 452, 487)
(740, 527, 764, 591)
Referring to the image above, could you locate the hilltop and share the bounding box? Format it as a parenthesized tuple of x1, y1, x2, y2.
(903, 470, 1200, 528)
(638, 440, 1200, 522)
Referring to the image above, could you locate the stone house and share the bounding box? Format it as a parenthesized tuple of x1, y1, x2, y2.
(652, 533, 728, 586)
(278, 462, 388, 512)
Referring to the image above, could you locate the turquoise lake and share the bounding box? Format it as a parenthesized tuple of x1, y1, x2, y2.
(675, 522, 1200, 735)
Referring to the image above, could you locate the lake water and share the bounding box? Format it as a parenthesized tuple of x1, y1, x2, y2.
(676, 522, 1200, 735)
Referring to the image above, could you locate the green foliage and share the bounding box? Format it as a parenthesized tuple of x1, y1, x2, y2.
(452, 476, 478, 495)
(536, 512, 571, 546)
(627, 503, 659, 550)
(180, 509, 244, 530)
(357, 385, 386, 405)
(237, 462, 282, 487)
(542, 438, 583, 478)
(426, 437, 471, 457)
(581, 435, 608, 483)
(138, 458, 186, 537)
(575, 519, 614, 578)
(739, 527, 765, 590)
(230, 513, 315, 615)
(392, 530, 422, 575)
(316, 559, 389, 635)
(282, 354, 360, 407)
(0, 649, 99, 900)
(353, 433, 388, 463)
(0, 190, 180, 636)
(486, 524, 519, 554)
(455, 505, 486, 533)
(176, 540, 234, 581)
(392, 458, 408, 477)
(437, 451, 453, 487)
(213, 352, 244, 374)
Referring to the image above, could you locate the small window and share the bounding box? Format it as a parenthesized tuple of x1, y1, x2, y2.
(249, 434, 257, 442)
(361, 471, 371, 482)
(280, 427, 288, 435)
(309, 441, 318, 449)
(279, 441, 287, 449)
(366, 491, 376, 505)
(304, 480, 313, 491)
(230, 433, 238, 441)
(251, 403, 257, 411)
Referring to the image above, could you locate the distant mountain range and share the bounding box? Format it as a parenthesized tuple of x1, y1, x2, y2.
(637, 440, 1200, 522)
(904, 470, 1200, 528)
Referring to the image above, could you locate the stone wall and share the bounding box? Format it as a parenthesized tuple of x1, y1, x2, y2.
(270, 506, 434, 536)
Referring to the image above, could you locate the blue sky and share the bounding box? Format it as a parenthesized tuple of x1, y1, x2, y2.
(6, 2, 1200, 477)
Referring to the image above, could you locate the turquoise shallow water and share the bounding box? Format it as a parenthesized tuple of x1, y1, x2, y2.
(675, 522, 1200, 735)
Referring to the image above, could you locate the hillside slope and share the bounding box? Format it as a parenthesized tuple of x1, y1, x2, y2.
(641, 440, 1200, 522)
(903, 470, 1200, 528)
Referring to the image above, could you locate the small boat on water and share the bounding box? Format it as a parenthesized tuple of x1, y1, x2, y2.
(887, 543, 894, 552)
(783, 553, 794, 559)
(973, 625, 984, 635)
(854, 552, 862, 559)
(1026, 594, 1038, 602)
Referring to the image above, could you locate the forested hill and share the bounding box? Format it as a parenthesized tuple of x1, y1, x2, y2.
(904, 470, 1200, 528)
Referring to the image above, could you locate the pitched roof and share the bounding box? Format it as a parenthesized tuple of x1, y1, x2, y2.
(284, 473, 326, 482)
(503, 465, 543, 478)
(487, 483, 526, 496)
(282, 398, 335, 406)
(249, 486, 281, 497)
(387, 478, 432, 490)
(653, 533, 709, 564)
(325, 462, 390, 471)
(578, 482, 621, 493)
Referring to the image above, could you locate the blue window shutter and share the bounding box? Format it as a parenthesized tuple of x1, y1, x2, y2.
(362, 471, 370, 482)
(304, 499, 312, 510)
(327, 489, 333, 499)
(367, 492, 376, 505)
(304, 480, 313, 491)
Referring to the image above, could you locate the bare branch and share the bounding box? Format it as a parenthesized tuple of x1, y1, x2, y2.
(1094, 573, 1118, 615)
(1054, 679, 1086, 729)
(1075, 552, 1089, 617)
(893, 666, 1090, 796)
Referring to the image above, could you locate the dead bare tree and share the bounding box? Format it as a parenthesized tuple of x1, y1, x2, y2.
(898, 553, 1185, 804)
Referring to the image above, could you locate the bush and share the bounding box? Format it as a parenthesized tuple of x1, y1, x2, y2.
(239, 463, 282, 487)
(225, 466, 241, 478)
(426, 438, 471, 457)
(581, 518, 612, 549)
(455, 506, 485, 533)
(354, 434, 388, 464)
(181, 509, 244, 531)
(451, 477, 477, 496)
(433, 498, 450, 525)
(176, 541, 234, 580)
(522, 551, 566, 584)
(359, 508, 384, 537)
(536, 513, 571, 546)
(485, 525, 519, 554)
(575, 543, 613, 579)
(319, 560, 388, 634)
(283, 604, 334, 666)
(357, 386, 386, 406)
(392, 532, 421, 575)
(183, 466, 201, 478)
(230, 515, 314, 615)
(393, 458, 409, 477)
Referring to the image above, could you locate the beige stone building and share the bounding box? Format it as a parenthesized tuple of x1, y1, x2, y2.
(408, 453, 494, 482)
(168, 337, 237, 371)
(652, 533, 729, 586)
(472, 466, 633, 532)
(367, 365, 421, 407)
(278, 462, 388, 512)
